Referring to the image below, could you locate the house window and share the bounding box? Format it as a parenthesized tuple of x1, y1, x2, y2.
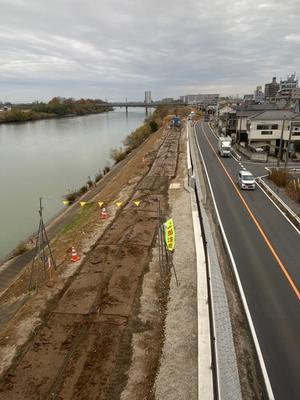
(261, 131, 273, 135)
(271, 124, 278, 129)
(292, 132, 300, 136)
(257, 124, 269, 130)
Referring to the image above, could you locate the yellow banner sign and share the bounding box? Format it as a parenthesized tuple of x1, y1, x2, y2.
(62, 200, 69, 206)
(80, 201, 87, 207)
(98, 201, 104, 207)
(164, 218, 175, 252)
(116, 201, 123, 208)
(133, 200, 141, 206)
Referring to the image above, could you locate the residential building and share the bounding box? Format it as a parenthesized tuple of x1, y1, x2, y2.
(233, 103, 280, 142)
(246, 110, 300, 155)
(278, 74, 298, 98)
(216, 105, 235, 134)
(254, 86, 264, 103)
(264, 77, 279, 99)
(0, 105, 11, 112)
(144, 91, 152, 103)
(180, 94, 219, 106)
(291, 87, 300, 99)
(160, 97, 175, 103)
(243, 94, 254, 102)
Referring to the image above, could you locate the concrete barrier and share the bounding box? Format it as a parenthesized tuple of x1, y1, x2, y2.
(236, 144, 268, 162)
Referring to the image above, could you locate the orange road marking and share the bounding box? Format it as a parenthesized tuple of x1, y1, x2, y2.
(200, 124, 300, 301)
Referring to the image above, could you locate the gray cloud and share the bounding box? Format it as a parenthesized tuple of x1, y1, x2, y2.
(0, 0, 299, 101)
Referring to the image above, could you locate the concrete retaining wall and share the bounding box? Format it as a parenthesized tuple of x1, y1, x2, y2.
(236, 144, 268, 162)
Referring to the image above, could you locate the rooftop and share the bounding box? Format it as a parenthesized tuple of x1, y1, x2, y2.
(249, 110, 298, 120)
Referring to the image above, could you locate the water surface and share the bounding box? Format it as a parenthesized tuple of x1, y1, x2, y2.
(0, 109, 148, 260)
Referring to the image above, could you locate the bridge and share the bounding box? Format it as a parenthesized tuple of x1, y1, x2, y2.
(11, 101, 187, 112)
(95, 101, 187, 112)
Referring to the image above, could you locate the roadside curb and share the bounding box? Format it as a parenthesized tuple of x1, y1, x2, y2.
(186, 123, 214, 399)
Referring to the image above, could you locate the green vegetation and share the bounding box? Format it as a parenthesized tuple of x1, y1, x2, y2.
(0, 109, 55, 123)
(32, 97, 111, 117)
(110, 147, 128, 164)
(64, 105, 189, 206)
(12, 241, 29, 257)
(0, 97, 112, 123)
(95, 171, 103, 183)
(110, 106, 171, 164)
(62, 203, 95, 234)
(268, 169, 300, 203)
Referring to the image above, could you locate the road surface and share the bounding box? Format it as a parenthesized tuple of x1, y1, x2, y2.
(194, 121, 300, 400)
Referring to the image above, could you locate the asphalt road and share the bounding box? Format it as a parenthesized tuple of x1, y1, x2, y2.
(194, 121, 300, 400)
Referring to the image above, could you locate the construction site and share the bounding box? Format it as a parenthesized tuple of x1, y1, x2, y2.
(0, 111, 265, 400)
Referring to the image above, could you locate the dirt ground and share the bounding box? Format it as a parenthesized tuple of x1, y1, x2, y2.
(0, 114, 265, 400)
(0, 122, 181, 399)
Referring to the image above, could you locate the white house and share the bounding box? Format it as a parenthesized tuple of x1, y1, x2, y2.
(246, 110, 300, 154)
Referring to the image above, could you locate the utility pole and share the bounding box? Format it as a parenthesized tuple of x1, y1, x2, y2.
(277, 115, 285, 167)
(238, 109, 243, 144)
(284, 121, 293, 171)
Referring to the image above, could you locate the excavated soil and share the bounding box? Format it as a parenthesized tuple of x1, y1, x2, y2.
(0, 125, 181, 400)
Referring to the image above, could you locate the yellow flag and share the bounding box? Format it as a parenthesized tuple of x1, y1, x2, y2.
(80, 201, 87, 207)
(63, 200, 69, 205)
(164, 218, 175, 252)
(98, 201, 104, 207)
(133, 200, 141, 206)
(116, 201, 122, 208)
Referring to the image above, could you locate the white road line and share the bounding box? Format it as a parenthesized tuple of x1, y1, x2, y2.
(206, 122, 299, 233)
(194, 121, 275, 400)
(231, 153, 240, 162)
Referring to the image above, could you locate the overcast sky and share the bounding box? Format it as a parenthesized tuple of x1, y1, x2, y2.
(0, 0, 299, 102)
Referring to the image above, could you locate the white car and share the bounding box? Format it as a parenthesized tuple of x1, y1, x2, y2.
(238, 170, 256, 190)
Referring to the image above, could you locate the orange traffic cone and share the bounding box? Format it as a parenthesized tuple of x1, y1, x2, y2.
(100, 207, 108, 220)
(71, 246, 81, 262)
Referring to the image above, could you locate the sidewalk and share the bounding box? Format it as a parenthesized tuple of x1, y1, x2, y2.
(154, 127, 200, 399)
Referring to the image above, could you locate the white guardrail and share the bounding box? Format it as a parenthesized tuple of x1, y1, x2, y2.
(258, 178, 300, 228)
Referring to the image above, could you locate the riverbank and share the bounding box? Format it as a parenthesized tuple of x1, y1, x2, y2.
(0, 109, 150, 261)
(0, 113, 182, 399)
(0, 106, 182, 264)
(0, 107, 113, 124)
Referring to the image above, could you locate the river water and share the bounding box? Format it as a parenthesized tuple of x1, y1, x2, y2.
(0, 109, 148, 261)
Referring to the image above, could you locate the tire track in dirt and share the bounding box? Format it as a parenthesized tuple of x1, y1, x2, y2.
(0, 127, 181, 400)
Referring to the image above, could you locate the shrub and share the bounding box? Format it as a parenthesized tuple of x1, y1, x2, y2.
(123, 125, 151, 152)
(149, 120, 158, 133)
(95, 171, 103, 182)
(87, 179, 93, 188)
(286, 178, 300, 203)
(268, 169, 289, 187)
(110, 147, 127, 164)
(13, 242, 29, 256)
(78, 185, 88, 195)
(103, 166, 110, 175)
(65, 192, 77, 202)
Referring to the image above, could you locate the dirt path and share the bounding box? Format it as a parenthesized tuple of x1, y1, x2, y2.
(0, 126, 181, 399)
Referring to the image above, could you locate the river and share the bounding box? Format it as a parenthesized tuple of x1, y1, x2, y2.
(0, 109, 149, 261)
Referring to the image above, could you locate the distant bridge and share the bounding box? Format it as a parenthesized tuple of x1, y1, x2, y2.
(11, 101, 187, 112)
(95, 101, 187, 111)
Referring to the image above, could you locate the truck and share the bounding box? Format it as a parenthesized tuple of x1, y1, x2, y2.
(218, 136, 232, 157)
(171, 115, 181, 128)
